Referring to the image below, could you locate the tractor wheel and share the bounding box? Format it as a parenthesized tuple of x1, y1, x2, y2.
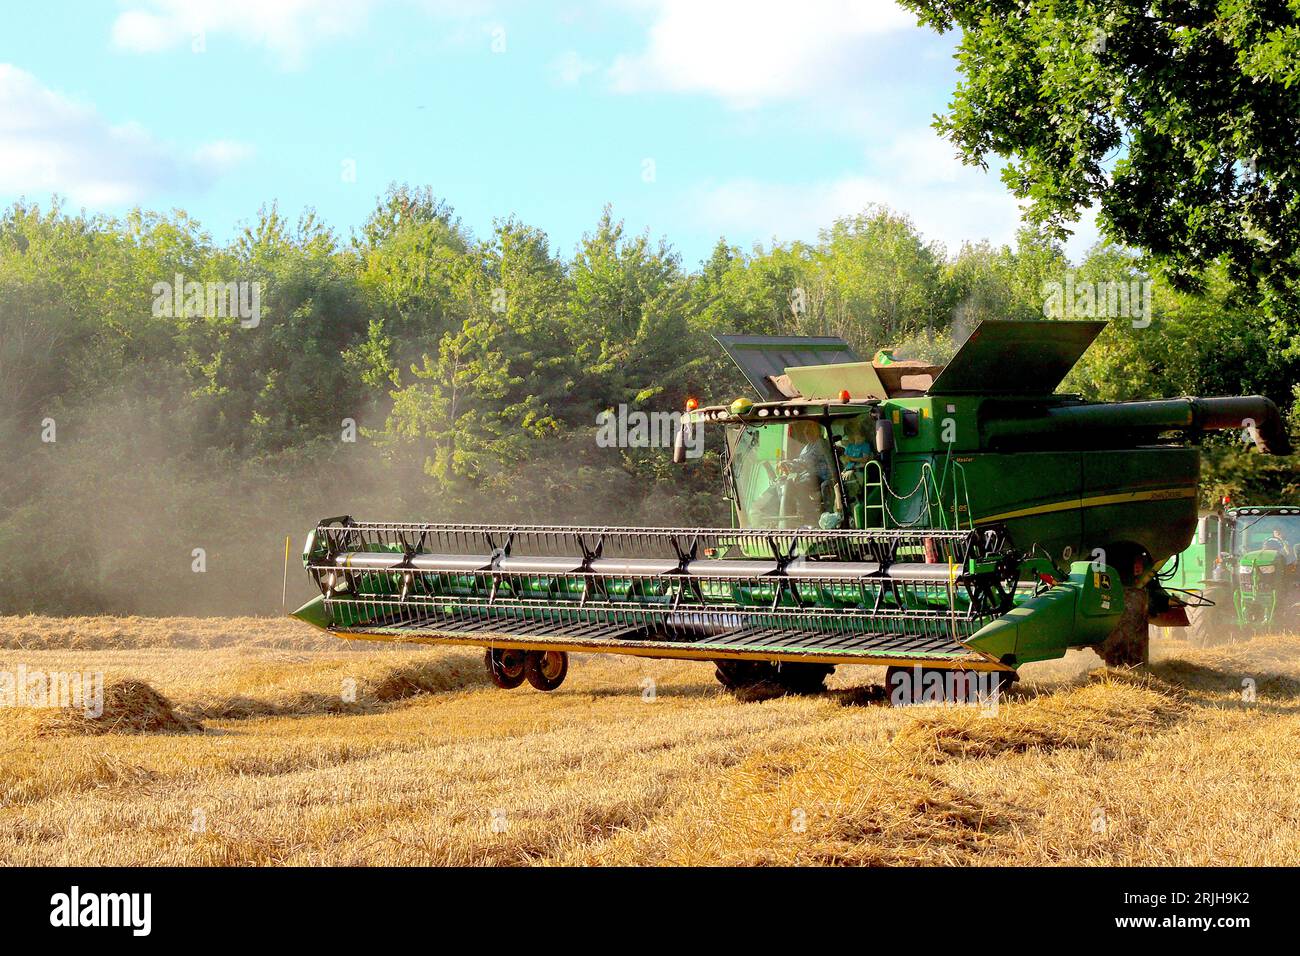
(524, 651, 568, 691)
(713, 660, 778, 691)
(485, 648, 527, 689)
(1187, 590, 1236, 648)
(1098, 585, 1150, 667)
(773, 662, 834, 694)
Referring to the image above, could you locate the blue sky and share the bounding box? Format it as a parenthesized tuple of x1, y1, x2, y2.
(0, 0, 1098, 267)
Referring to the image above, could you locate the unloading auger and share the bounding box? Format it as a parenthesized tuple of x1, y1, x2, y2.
(292, 519, 1119, 693)
(291, 320, 1287, 696)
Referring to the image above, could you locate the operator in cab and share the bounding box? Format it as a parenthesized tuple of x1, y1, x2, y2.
(1263, 527, 1294, 564)
(780, 420, 833, 486)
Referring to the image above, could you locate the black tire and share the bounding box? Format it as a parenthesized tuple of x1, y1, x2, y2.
(773, 662, 834, 694)
(713, 660, 834, 696)
(1098, 585, 1150, 667)
(524, 650, 568, 691)
(1187, 589, 1236, 648)
(713, 659, 778, 690)
(485, 647, 527, 689)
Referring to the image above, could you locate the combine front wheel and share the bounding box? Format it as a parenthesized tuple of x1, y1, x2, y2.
(485, 648, 528, 689)
(1098, 585, 1150, 667)
(524, 651, 569, 691)
(774, 662, 834, 694)
(713, 660, 833, 695)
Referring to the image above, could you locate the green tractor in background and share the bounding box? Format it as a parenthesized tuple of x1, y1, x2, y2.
(1166, 505, 1300, 645)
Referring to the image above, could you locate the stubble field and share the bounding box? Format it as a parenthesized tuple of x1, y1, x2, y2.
(1, 615, 1298, 865)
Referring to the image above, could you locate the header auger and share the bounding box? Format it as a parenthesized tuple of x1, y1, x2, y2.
(292, 320, 1287, 700)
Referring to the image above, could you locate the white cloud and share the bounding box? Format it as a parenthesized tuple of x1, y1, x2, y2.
(608, 0, 915, 106)
(111, 10, 178, 53)
(110, 0, 373, 66)
(192, 139, 258, 171)
(551, 50, 599, 86)
(0, 64, 252, 205)
(688, 127, 1103, 260)
(109, 0, 491, 67)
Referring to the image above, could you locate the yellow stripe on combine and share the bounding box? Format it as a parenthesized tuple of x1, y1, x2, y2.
(975, 486, 1196, 525)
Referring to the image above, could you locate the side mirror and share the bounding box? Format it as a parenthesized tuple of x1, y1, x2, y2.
(874, 418, 895, 455)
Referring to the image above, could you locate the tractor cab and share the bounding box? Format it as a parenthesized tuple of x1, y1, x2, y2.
(1227, 507, 1300, 626)
(1232, 506, 1300, 566)
(1170, 505, 1300, 637)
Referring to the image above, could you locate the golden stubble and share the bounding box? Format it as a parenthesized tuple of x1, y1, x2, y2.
(1, 615, 1296, 866)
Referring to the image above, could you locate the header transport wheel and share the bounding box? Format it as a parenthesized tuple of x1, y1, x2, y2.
(713, 660, 777, 691)
(524, 651, 569, 691)
(485, 648, 528, 689)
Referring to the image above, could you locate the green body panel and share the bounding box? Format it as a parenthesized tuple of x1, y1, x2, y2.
(854, 392, 1200, 577)
(1237, 549, 1284, 625)
(966, 562, 1123, 665)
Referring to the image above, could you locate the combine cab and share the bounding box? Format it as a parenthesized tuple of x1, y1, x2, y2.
(293, 320, 1288, 697)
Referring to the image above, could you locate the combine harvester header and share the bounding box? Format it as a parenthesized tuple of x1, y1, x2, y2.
(293, 320, 1288, 699)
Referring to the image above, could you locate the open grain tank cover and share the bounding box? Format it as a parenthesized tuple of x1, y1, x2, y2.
(714, 334, 861, 401)
(926, 319, 1108, 396)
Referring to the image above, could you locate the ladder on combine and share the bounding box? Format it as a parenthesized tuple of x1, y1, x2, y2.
(861, 459, 974, 533)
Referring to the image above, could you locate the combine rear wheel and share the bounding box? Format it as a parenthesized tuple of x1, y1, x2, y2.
(524, 651, 569, 691)
(485, 648, 528, 689)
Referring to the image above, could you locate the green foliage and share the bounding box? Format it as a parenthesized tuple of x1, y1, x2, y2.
(1, 187, 1295, 614)
(901, 0, 1300, 308)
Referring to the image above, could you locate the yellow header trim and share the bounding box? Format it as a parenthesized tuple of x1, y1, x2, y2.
(329, 630, 1011, 671)
(976, 486, 1196, 525)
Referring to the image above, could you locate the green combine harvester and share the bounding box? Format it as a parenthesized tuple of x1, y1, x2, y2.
(292, 320, 1288, 698)
(1166, 504, 1300, 643)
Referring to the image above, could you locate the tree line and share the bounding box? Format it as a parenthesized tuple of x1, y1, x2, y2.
(1, 185, 1296, 614)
